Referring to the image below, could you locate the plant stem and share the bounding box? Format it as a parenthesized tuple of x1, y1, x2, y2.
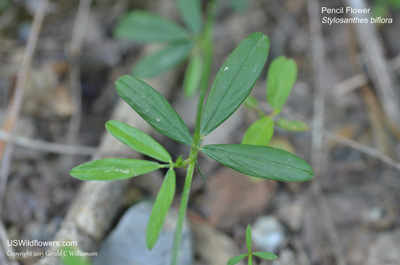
(170, 148, 197, 265)
(193, 0, 217, 144)
(170, 1, 217, 265)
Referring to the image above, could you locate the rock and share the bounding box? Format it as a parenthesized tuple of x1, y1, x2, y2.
(192, 220, 244, 265)
(252, 216, 285, 253)
(204, 168, 277, 230)
(93, 202, 192, 265)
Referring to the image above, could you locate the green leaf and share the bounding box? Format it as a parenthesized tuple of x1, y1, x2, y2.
(183, 53, 203, 98)
(196, 161, 208, 184)
(202, 144, 314, 182)
(116, 75, 193, 145)
(201, 32, 270, 136)
(230, 0, 248, 11)
(174, 155, 184, 168)
(246, 225, 252, 253)
(227, 254, 248, 265)
(0, 0, 10, 12)
(275, 117, 309, 132)
(386, 0, 400, 9)
(176, 0, 203, 34)
(266, 56, 297, 110)
(133, 42, 193, 78)
(371, 2, 387, 18)
(61, 246, 92, 265)
(70, 158, 160, 181)
(244, 95, 258, 109)
(114, 11, 189, 43)
(105, 120, 172, 163)
(146, 168, 176, 249)
(253, 252, 278, 260)
(248, 254, 253, 265)
(242, 116, 274, 146)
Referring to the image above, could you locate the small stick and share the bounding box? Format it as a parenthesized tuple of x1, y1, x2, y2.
(307, 1, 347, 265)
(324, 131, 400, 172)
(279, 106, 400, 173)
(0, 130, 96, 156)
(345, 0, 400, 126)
(0, 0, 49, 215)
(335, 54, 400, 95)
(66, 0, 92, 146)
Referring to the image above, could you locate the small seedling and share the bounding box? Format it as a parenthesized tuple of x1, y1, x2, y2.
(227, 225, 278, 265)
(242, 56, 309, 147)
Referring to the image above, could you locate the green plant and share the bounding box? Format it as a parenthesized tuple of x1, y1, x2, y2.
(71, 2, 314, 265)
(0, 0, 9, 12)
(70, 32, 313, 265)
(242, 56, 309, 147)
(227, 225, 277, 265)
(372, 0, 400, 18)
(114, 0, 252, 97)
(114, 0, 205, 97)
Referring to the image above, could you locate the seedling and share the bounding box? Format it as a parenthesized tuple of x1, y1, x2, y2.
(71, 1, 314, 265)
(242, 56, 309, 147)
(227, 225, 278, 265)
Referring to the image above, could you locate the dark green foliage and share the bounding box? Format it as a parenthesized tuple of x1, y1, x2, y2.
(201, 32, 270, 136)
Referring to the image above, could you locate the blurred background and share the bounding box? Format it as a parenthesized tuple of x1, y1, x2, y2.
(0, 0, 399, 264)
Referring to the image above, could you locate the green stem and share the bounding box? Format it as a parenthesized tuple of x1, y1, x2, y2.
(193, 0, 217, 144)
(170, 148, 197, 265)
(170, 1, 217, 265)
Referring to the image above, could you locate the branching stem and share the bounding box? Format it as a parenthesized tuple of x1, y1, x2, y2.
(171, 1, 217, 264)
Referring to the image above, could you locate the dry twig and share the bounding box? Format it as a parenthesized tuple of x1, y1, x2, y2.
(324, 131, 400, 172)
(307, 0, 347, 264)
(345, 0, 400, 126)
(0, 130, 96, 156)
(280, 107, 400, 173)
(66, 0, 92, 147)
(0, 0, 49, 215)
(335, 54, 400, 95)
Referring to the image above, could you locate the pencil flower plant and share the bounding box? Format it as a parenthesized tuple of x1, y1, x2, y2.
(70, 1, 314, 265)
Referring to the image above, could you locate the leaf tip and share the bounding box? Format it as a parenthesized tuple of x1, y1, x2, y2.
(145, 232, 155, 251)
(246, 225, 252, 252)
